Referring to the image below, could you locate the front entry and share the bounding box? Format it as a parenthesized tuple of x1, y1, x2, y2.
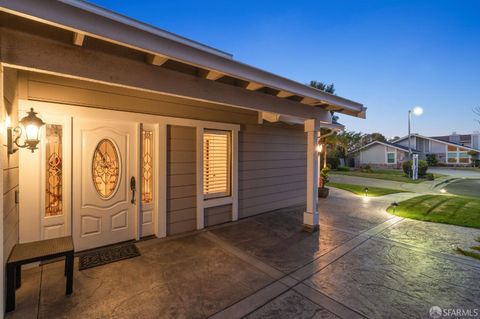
(73, 118, 138, 251)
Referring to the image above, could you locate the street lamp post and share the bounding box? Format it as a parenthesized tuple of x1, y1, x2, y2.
(408, 106, 423, 160)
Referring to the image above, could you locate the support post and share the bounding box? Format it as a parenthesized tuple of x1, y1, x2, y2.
(303, 119, 320, 232)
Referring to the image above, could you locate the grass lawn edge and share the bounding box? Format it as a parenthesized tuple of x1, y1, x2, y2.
(327, 182, 408, 197)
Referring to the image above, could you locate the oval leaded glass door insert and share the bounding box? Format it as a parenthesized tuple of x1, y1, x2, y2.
(92, 139, 120, 198)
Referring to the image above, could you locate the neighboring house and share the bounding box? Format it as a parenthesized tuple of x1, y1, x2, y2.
(0, 0, 365, 311)
(393, 134, 479, 165)
(352, 133, 479, 168)
(432, 131, 480, 150)
(351, 141, 418, 168)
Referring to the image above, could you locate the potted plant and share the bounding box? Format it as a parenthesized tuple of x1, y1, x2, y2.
(318, 166, 330, 198)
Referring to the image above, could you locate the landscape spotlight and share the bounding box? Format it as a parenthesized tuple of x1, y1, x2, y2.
(391, 201, 399, 213)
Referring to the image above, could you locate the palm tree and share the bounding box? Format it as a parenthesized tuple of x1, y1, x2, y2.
(319, 130, 349, 168)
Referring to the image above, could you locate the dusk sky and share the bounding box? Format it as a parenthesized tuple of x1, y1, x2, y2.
(89, 0, 480, 138)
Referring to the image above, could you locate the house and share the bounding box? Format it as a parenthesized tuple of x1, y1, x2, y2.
(351, 140, 419, 168)
(353, 133, 479, 168)
(393, 134, 479, 165)
(431, 131, 480, 150)
(0, 0, 365, 313)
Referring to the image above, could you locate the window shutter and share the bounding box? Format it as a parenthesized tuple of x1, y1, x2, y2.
(203, 131, 231, 198)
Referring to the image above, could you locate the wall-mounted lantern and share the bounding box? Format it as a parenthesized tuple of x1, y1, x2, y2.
(7, 108, 45, 154)
(316, 143, 323, 153)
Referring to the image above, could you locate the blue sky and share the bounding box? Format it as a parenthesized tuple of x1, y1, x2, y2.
(89, 0, 480, 137)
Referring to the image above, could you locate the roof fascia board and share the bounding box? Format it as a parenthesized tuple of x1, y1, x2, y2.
(0, 0, 364, 116)
(351, 140, 417, 154)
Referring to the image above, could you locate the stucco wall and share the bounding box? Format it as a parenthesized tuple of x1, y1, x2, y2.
(360, 144, 386, 164)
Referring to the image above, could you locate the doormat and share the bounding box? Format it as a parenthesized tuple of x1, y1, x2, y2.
(78, 242, 140, 270)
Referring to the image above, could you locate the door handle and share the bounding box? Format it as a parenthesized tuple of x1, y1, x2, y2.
(130, 176, 136, 204)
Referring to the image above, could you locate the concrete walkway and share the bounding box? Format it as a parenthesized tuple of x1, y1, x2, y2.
(7, 189, 480, 319)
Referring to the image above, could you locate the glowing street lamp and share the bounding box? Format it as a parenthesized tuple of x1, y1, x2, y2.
(408, 106, 423, 160)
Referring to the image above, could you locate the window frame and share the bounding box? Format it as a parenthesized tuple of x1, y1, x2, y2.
(386, 152, 396, 164)
(203, 129, 232, 200)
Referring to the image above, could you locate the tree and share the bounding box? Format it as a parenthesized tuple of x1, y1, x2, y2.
(340, 131, 364, 152)
(308, 80, 339, 123)
(308, 80, 335, 94)
(361, 132, 387, 145)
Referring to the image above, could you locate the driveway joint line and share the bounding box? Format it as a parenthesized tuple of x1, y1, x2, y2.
(293, 282, 368, 319)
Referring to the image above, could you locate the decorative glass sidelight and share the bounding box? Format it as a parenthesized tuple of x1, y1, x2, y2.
(142, 130, 153, 203)
(92, 139, 120, 198)
(45, 124, 63, 217)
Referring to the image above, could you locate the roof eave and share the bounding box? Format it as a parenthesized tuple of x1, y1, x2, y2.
(0, 0, 365, 118)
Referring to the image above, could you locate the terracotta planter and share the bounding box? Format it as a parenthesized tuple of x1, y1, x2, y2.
(318, 187, 330, 198)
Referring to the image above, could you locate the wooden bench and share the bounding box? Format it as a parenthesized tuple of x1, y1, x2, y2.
(6, 236, 74, 312)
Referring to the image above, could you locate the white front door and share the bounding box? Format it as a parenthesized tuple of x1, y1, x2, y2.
(73, 118, 138, 251)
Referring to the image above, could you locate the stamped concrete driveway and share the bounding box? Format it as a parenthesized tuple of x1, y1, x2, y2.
(8, 189, 480, 319)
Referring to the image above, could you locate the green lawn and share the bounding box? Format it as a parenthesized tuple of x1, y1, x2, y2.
(331, 169, 441, 183)
(327, 182, 407, 197)
(387, 195, 480, 229)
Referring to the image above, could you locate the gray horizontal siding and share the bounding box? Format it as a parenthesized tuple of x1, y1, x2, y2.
(205, 204, 232, 227)
(238, 123, 306, 218)
(167, 125, 197, 235)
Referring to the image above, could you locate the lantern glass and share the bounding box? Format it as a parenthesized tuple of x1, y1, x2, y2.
(316, 144, 323, 153)
(25, 124, 40, 141)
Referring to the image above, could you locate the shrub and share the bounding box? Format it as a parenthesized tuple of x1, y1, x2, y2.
(319, 166, 330, 188)
(336, 166, 350, 172)
(402, 160, 428, 178)
(425, 173, 435, 181)
(327, 157, 340, 169)
(360, 164, 372, 173)
(426, 154, 438, 166)
(418, 160, 428, 177)
(402, 160, 411, 176)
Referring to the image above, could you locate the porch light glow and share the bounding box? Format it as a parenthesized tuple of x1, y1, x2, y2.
(316, 143, 323, 153)
(7, 108, 45, 154)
